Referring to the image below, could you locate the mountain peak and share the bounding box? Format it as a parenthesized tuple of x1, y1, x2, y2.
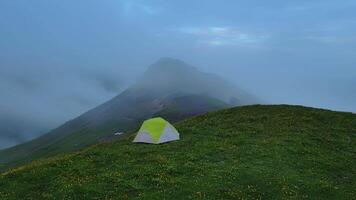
(147, 57, 197, 73)
(134, 58, 258, 105)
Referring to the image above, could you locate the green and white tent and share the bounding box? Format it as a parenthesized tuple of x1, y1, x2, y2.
(133, 117, 180, 144)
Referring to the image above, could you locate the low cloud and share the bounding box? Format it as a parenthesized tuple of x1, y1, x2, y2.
(121, 0, 163, 18)
(174, 26, 269, 47)
(304, 35, 356, 44)
(0, 65, 125, 149)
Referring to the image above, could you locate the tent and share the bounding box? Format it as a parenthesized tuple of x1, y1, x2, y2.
(133, 117, 180, 144)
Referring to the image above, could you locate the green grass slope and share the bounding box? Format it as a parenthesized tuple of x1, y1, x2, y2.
(0, 95, 228, 172)
(1, 105, 355, 199)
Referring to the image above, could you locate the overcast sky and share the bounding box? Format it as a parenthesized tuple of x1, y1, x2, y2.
(0, 0, 355, 149)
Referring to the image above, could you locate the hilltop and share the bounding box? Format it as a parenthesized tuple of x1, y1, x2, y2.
(1, 105, 355, 199)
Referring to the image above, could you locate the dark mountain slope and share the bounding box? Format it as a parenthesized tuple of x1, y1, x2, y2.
(0, 58, 256, 171)
(1, 105, 355, 199)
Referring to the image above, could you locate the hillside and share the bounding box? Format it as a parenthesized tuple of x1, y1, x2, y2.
(1, 105, 355, 199)
(0, 58, 256, 172)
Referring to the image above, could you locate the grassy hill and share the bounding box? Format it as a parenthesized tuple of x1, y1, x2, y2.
(1, 105, 355, 199)
(0, 57, 249, 172)
(0, 95, 228, 172)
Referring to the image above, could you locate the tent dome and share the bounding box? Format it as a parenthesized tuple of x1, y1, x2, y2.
(133, 117, 180, 144)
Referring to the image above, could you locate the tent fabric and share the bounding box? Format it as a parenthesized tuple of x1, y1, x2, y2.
(133, 132, 154, 143)
(133, 117, 180, 144)
(158, 125, 179, 143)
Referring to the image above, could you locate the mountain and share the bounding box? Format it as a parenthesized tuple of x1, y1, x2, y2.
(0, 58, 257, 171)
(1, 105, 355, 199)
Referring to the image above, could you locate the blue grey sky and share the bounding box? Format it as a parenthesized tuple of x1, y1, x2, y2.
(0, 0, 355, 148)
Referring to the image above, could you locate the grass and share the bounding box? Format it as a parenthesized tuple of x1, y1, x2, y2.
(0, 94, 228, 172)
(0, 105, 355, 199)
(0, 118, 140, 172)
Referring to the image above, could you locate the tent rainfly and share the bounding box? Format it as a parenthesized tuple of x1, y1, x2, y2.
(133, 117, 180, 144)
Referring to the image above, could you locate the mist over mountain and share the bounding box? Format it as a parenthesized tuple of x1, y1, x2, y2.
(0, 58, 257, 170)
(0, 57, 258, 150)
(0, 66, 126, 149)
(132, 57, 257, 105)
(64, 58, 255, 129)
(1, 0, 355, 150)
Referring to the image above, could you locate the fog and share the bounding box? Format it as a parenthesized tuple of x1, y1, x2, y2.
(1, 0, 355, 149)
